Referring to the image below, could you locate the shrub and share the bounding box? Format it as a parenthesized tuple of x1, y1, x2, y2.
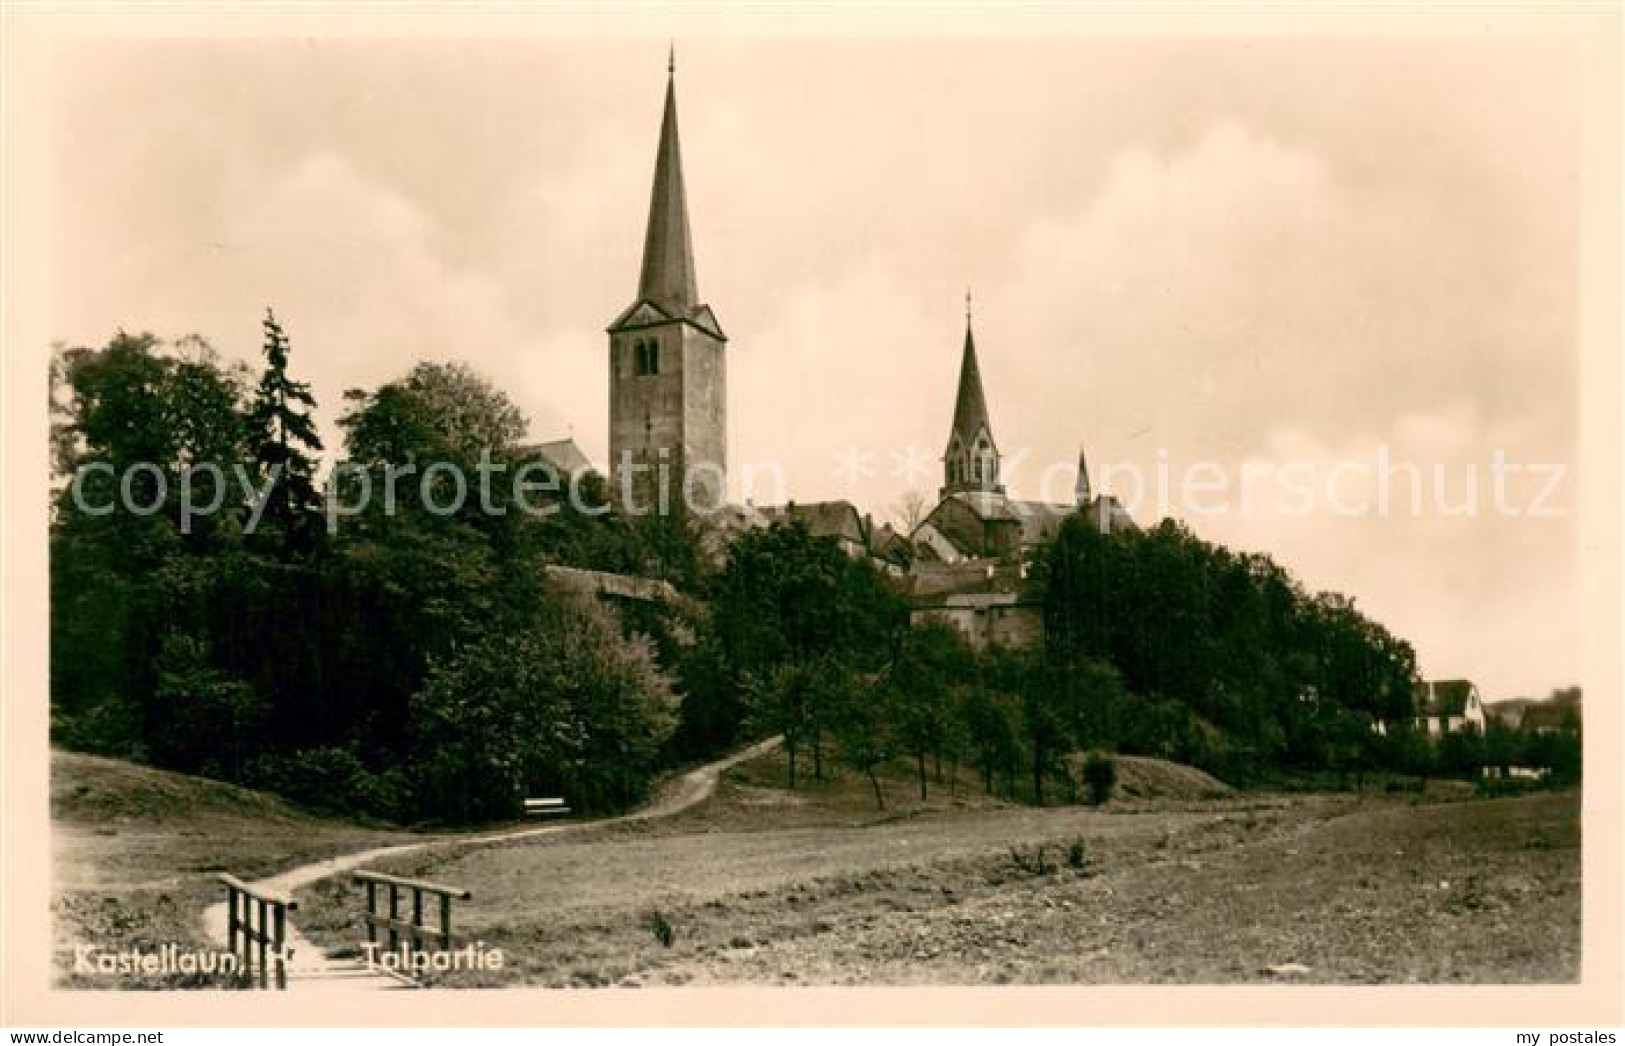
(1009, 844, 1054, 876)
(245, 746, 410, 822)
(410, 592, 679, 823)
(1082, 752, 1117, 805)
(1066, 835, 1089, 870)
(149, 635, 266, 779)
(642, 909, 675, 948)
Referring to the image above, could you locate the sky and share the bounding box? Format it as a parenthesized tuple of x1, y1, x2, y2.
(42, 36, 1582, 701)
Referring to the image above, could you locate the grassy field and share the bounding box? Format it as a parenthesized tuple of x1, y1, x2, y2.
(51, 750, 418, 988)
(291, 748, 1580, 986)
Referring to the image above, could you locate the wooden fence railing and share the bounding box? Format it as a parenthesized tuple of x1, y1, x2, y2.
(218, 873, 295, 989)
(355, 870, 472, 957)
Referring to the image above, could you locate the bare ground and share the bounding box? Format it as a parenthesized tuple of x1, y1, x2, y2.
(291, 751, 1580, 987)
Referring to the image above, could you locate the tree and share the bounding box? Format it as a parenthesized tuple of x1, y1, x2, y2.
(411, 590, 678, 822)
(893, 490, 928, 532)
(1020, 657, 1068, 805)
(1081, 751, 1116, 805)
(341, 360, 526, 467)
(742, 663, 816, 789)
(247, 310, 324, 551)
(959, 681, 1020, 797)
(833, 671, 896, 809)
(1437, 725, 1486, 779)
(716, 521, 909, 780)
(50, 332, 257, 758)
(148, 634, 265, 779)
(1029, 510, 1422, 781)
(891, 620, 972, 801)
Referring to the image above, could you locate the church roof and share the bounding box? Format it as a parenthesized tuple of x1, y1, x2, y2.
(1084, 494, 1137, 534)
(1005, 499, 1077, 546)
(946, 319, 995, 453)
(606, 298, 726, 340)
(638, 63, 699, 315)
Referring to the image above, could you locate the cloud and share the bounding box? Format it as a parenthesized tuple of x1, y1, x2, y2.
(213, 152, 555, 455)
(43, 40, 1581, 702)
(1188, 405, 1577, 699)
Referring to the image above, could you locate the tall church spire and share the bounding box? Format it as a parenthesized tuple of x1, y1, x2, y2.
(950, 307, 994, 455)
(637, 54, 699, 314)
(942, 296, 1002, 497)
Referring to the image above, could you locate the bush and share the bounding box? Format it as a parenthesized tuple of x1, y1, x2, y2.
(1082, 752, 1117, 805)
(245, 746, 410, 822)
(52, 700, 148, 762)
(1476, 777, 1529, 798)
(410, 592, 679, 823)
(1009, 844, 1054, 876)
(1066, 835, 1089, 870)
(643, 909, 675, 947)
(148, 635, 267, 779)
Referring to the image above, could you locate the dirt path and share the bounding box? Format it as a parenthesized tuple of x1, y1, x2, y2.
(199, 736, 782, 990)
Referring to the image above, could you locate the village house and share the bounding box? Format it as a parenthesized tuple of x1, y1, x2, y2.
(1413, 679, 1487, 737)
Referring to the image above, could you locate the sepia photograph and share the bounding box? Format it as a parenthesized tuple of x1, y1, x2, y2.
(3, 2, 1621, 1031)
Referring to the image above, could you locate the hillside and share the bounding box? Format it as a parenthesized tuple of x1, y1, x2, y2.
(56, 750, 319, 826)
(51, 749, 415, 988)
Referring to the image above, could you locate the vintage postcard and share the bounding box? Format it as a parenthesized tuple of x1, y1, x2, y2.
(2, 2, 1621, 1030)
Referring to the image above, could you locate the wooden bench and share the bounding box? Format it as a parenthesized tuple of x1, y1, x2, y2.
(523, 797, 571, 817)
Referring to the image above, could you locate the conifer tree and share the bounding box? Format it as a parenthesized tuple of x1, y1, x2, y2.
(248, 308, 324, 550)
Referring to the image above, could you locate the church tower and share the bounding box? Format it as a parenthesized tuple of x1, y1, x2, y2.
(940, 296, 1003, 500)
(607, 53, 727, 514)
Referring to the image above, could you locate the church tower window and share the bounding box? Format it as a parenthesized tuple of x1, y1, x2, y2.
(634, 340, 661, 377)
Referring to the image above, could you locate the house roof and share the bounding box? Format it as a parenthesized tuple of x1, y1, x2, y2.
(929, 492, 1078, 545)
(545, 564, 678, 604)
(869, 521, 908, 557)
(760, 500, 867, 546)
(1415, 679, 1479, 718)
(523, 438, 593, 477)
(908, 560, 1029, 607)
